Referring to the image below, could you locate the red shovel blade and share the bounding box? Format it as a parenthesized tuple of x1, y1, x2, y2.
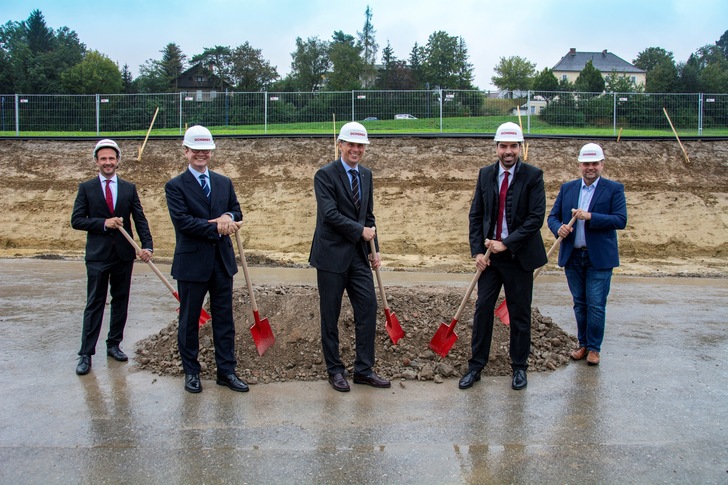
(172, 291, 212, 327)
(250, 310, 275, 356)
(495, 300, 510, 326)
(428, 319, 459, 358)
(384, 308, 405, 345)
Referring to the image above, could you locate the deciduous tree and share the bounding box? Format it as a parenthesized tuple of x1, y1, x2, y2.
(491, 56, 535, 94)
(574, 60, 605, 93)
(230, 41, 279, 91)
(61, 50, 121, 94)
(290, 36, 330, 91)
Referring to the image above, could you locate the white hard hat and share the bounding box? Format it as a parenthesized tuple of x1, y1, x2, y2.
(93, 139, 121, 158)
(494, 122, 524, 143)
(578, 143, 605, 162)
(183, 125, 216, 150)
(338, 122, 370, 144)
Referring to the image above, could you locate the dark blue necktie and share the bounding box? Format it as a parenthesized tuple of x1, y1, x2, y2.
(199, 174, 210, 199)
(349, 169, 360, 210)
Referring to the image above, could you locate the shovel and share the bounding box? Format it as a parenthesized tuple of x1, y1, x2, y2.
(118, 226, 211, 326)
(233, 231, 275, 356)
(429, 248, 492, 358)
(368, 234, 405, 344)
(495, 213, 578, 325)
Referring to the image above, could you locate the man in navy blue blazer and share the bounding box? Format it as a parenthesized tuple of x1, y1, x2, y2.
(71, 139, 153, 375)
(165, 125, 248, 394)
(547, 143, 627, 366)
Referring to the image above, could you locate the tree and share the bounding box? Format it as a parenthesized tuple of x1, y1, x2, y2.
(133, 58, 168, 93)
(375, 42, 415, 90)
(191, 45, 232, 91)
(408, 43, 425, 87)
(633, 47, 674, 72)
(327, 31, 364, 90)
(290, 36, 330, 91)
(421, 31, 474, 89)
(230, 42, 279, 91)
(61, 50, 121, 94)
(574, 60, 605, 93)
(159, 42, 186, 90)
(717, 30, 728, 59)
(645, 59, 678, 93)
(491, 56, 535, 94)
(532, 68, 559, 94)
(357, 5, 378, 87)
(121, 64, 134, 93)
(677, 56, 701, 93)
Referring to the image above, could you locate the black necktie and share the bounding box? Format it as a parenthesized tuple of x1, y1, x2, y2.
(349, 169, 360, 211)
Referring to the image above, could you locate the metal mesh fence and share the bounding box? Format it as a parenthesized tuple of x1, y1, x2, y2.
(0, 90, 726, 136)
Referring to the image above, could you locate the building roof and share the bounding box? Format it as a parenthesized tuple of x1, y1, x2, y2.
(553, 48, 645, 74)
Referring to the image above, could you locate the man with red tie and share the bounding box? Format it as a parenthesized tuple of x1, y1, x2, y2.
(459, 122, 547, 391)
(71, 139, 153, 375)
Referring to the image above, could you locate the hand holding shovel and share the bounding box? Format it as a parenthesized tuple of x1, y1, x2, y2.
(118, 225, 211, 326)
(368, 229, 405, 344)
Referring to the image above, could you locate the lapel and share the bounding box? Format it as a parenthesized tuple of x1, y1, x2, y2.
(184, 170, 210, 207)
(336, 160, 360, 214)
(509, 160, 524, 215)
(588, 178, 606, 211)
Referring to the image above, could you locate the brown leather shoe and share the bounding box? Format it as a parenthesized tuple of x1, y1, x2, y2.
(353, 372, 391, 388)
(570, 347, 587, 360)
(328, 372, 350, 392)
(587, 351, 600, 365)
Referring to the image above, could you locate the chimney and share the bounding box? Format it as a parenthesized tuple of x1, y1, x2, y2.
(602, 49, 607, 56)
(569, 48, 576, 55)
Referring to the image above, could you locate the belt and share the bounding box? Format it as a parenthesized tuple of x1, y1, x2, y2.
(575, 246, 588, 251)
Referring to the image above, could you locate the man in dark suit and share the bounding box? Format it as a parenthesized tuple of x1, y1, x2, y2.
(459, 122, 547, 391)
(310, 122, 390, 392)
(547, 143, 627, 366)
(71, 139, 153, 375)
(165, 125, 248, 394)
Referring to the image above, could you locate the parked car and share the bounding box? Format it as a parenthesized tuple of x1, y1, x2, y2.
(394, 114, 417, 120)
(362, 117, 378, 121)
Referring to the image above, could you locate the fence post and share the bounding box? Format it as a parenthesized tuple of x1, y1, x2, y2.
(698, 92, 703, 136)
(613, 92, 617, 136)
(95, 94, 100, 135)
(264, 91, 268, 135)
(527, 90, 531, 134)
(351, 91, 355, 121)
(179, 92, 183, 134)
(439, 88, 443, 132)
(15, 94, 19, 136)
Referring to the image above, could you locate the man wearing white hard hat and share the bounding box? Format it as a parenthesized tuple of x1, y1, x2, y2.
(165, 125, 248, 394)
(310, 121, 390, 392)
(460, 122, 547, 391)
(71, 139, 154, 375)
(547, 143, 627, 366)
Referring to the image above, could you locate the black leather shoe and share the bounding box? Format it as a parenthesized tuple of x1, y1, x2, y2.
(328, 372, 350, 392)
(512, 369, 527, 390)
(76, 355, 91, 375)
(216, 373, 249, 392)
(353, 372, 391, 388)
(184, 374, 202, 393)
(458, 370, 481, 389)
(107, 346, 128, 362)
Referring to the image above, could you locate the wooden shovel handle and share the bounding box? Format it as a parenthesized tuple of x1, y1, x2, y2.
(453, 247, 492, 322)
(234, 230, 258, 312)
(534, 213, 578, 279)
(117, 226, 176, 295)
(368, 236, 390, 310)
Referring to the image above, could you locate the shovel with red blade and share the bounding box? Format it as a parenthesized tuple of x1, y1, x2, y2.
(495, 213, 578, 325)
(234, 231, 275, 356)
(119, 226, 211, 326)
(368, 235, 405, 344)
(429, 248, 491, 358)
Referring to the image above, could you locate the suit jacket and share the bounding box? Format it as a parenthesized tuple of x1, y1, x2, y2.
(469, 159, 547, 271)
(309, 159, 377, 273)
(165, 169, 242, 282)
(71, 176, 152, 261)
(547, 177, 627, 269)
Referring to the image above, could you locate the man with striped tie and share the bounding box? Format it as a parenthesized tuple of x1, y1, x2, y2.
(310, 122, 390, 392)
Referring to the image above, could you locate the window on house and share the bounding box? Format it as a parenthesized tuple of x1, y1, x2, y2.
(631, 76, 636, 83)
(562, 74, 567, 81)
(196, 76, 204, 82)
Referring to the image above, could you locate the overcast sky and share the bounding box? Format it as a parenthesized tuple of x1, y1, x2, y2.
(4, 0, 727, 91)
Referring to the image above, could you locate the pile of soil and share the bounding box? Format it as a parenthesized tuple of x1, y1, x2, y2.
(134, 284, 577, 384)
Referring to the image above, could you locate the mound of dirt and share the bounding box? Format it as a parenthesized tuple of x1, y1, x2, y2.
(134, 284, 577, 384)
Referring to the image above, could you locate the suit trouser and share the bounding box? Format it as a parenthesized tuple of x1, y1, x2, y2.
(469, 251, 533, 371)
(177, 249, 236, 375)
(79, 254, 134, 356)
(317, 249, 377, 376)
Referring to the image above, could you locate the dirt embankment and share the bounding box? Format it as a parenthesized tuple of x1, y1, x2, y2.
(1, 135, 727, 276)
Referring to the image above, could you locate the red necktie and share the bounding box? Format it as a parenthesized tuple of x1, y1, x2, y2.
(105, 179, 114, 215)
(496, 171, 509, 240)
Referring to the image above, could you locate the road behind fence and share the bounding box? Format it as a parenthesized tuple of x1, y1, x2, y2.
(0, 90, 725, 137)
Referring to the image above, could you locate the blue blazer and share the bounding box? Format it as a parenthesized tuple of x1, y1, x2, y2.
(165, 169, 242, 282)
(547, 177, 627, 269)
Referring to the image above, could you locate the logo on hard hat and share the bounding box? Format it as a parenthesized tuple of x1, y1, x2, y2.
(583, 152, 597, 157)
(501, 131, 518, 135)
(194, 137, 211, 142)
(350, 131, 366, 137)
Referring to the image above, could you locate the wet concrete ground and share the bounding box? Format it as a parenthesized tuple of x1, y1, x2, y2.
(0, 259, 727, 484)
